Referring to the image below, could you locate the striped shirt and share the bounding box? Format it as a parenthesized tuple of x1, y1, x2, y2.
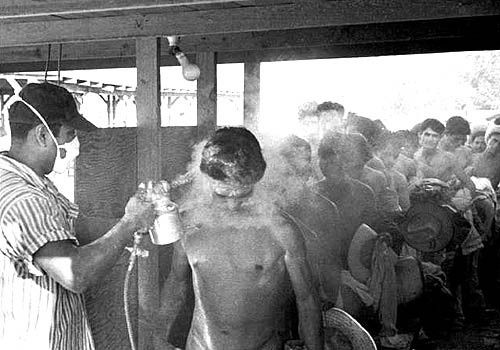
(0, 154, 94, 350)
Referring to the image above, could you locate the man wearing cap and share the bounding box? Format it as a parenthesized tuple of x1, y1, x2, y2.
(0, 83, 156, 349)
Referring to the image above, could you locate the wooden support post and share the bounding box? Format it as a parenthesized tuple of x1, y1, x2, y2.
(243, 61, 260, 132)
(106, 95, 112, 127)
(196, 52, 217, 139)
(112, 95, 119, 125)
(135, 37, 161, 350)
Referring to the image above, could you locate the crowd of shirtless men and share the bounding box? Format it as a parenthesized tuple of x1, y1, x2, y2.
(153, 101, 500, 350)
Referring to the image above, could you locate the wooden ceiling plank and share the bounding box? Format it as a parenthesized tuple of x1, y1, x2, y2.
(1, 1, 499, 47)
(0, 0, 245, 19)
(1, 16, 499, 67)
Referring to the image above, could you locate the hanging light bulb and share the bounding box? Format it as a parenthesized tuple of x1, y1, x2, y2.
(167, 36, 200, 81)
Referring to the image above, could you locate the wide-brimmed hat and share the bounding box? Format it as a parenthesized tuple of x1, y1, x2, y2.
(347, 224, 378, 284)
(323, 307, 377, 350)
(395, 256, 424, 304)
(399, 202, 455, 252)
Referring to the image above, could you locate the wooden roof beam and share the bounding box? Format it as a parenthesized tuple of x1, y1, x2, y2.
(0, 0, 245, 20)
(2, 16, 499, 71)
(1, 1, 499, 47)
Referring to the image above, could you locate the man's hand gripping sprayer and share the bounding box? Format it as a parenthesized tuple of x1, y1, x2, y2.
(125, 180, 183, 350)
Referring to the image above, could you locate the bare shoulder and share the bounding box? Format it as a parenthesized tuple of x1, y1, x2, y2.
(270, 210, 307, 257)
(391, 169, 407, 185)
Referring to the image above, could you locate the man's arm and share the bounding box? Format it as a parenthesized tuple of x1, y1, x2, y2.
(33, 194, 155, 294)
(158, 240, 191, 338)
(275, 222, 324, 350)
(449, 154, 476, 193)
(393, 171, 410, 211)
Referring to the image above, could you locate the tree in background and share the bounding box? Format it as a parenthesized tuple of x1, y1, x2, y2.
(463, 52, 500, 110)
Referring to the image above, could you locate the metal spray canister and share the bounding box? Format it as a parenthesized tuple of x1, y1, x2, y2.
(150, 181, 182, 245)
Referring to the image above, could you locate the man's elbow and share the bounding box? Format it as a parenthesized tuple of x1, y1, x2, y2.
(58, 273, 89, 294)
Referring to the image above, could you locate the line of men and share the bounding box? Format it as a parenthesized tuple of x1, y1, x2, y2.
(3, 81, 499, 350)
(1, 83, 366, 350)
(280, 101, 500, 349)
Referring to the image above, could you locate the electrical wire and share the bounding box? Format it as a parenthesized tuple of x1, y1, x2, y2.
(57, 44, 62, 85)
(44, 44, 52, 82)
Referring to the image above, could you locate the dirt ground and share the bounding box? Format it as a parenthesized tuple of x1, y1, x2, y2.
(411, 313, 500, 350)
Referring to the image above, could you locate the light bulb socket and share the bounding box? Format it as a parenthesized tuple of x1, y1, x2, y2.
(166, 35, 180, 47)
(169, 45, 182, 56)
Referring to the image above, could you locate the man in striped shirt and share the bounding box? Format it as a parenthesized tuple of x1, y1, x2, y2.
(0, 83, 156, 349)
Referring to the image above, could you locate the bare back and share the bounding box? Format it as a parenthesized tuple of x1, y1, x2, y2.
(183, 214, 291, 350)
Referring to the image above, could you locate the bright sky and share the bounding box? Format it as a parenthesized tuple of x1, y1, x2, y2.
(5, 50, 497, 139)
(63, 50, 497, 136)
(260, 51, 486, 135)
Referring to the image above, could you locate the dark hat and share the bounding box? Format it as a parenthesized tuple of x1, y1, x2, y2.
(399, 202, 456, 252)
(9, 82, 97, 132)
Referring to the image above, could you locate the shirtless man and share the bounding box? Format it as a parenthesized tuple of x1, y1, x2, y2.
(439, 116, 473, 170)
(469, 125, 487, 155)
(415, 118, 486, 327)
(413, 118, 474, 191)
(343, 133, 390, 209)
(276, 135, 342, 306)
(158, 128, 323, 350)
(472, 117, 500, 189)
(314, 132, 378, 268)
(376, 133, 411, 212)
(316, 101, 345, 137)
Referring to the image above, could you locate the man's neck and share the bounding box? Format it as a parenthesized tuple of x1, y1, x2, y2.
(7, 148, 45, 177)
(420, 147, 438, 158)
(440, 141, 455, 153)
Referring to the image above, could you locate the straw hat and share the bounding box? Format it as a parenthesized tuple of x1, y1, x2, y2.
(323, 307, 377, 350)
(399, 201, 455, 252)
(347, 224, 378, 284)
(395, 256, 424, 304)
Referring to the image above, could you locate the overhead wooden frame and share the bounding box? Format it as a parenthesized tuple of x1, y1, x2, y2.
(0, 0, 255, 19)
(1, 15, 500, 73)
(1, 0, 499, 48)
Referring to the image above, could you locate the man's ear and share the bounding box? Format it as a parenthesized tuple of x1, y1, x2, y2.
(32, 124, 51, 148)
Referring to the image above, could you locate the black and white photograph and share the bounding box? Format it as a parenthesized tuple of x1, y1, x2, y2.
(1, 1, 500, 349)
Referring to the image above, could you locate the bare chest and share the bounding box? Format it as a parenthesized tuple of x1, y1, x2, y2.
(183, 226, 285, 277)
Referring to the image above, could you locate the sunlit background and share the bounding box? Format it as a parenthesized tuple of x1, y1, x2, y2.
(1, 50, 500, 200)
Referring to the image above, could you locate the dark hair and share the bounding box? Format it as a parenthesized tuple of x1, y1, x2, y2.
(390, 130, 418, 149)
(9, 103, 61, 140)
(346, 133, 373, 166)
(445, 116, 470, 135)
(318, 132, 372, 169)
(346, 114, 382, 148)
(376, 131, 405, 154)
(279, 135, 311, 160)
(200, 127, 266, 185)
(420, 118, 445, 135)
(316, 101, 345, 114)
